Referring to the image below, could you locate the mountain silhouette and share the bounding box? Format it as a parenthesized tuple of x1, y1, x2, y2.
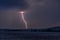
(0, 26, 60, 32)
(43, 26, 60, 32)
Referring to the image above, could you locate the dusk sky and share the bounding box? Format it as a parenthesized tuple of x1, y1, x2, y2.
(0, 0, 60, 29)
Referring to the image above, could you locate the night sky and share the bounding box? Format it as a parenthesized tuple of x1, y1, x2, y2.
(0, 0, 60, 29)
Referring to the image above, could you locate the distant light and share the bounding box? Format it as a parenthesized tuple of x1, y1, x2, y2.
(19, 11, 24, 14)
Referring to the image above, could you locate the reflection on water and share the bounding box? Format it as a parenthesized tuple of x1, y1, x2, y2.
(0, 29, 60, 40)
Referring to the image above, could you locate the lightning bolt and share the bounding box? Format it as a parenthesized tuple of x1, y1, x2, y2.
(20, 11, 28, 29)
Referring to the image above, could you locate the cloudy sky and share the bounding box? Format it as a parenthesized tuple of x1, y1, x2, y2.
(0, 0, 60, 29)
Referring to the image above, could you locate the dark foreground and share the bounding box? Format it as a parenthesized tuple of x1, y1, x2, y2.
(0, 29, 60, 40)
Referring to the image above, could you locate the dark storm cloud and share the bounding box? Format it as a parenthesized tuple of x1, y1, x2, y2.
(0, 0, 29, 10)
(0, 0, 60, 29)
(26, 0, 60, 29)
(0, 0, 29, 29)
